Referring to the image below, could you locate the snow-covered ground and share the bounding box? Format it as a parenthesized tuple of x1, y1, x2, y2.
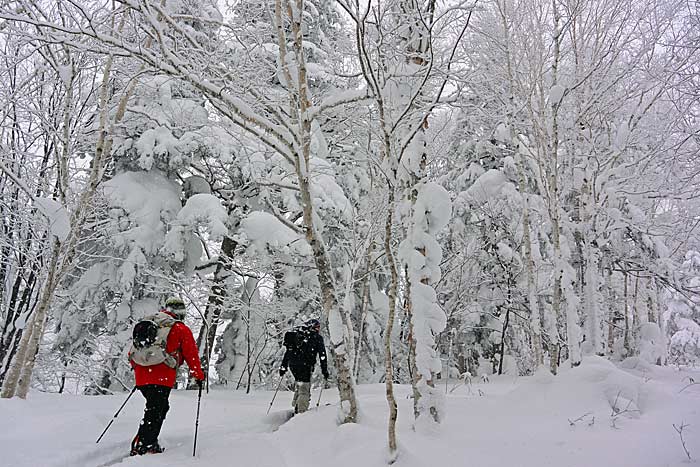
(2, 357, 699, 467)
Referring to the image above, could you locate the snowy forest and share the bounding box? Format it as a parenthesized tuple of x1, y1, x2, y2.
(1, 0, 700, 466)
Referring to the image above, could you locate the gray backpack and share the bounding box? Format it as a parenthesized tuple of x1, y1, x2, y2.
(129, 313, 179, 368)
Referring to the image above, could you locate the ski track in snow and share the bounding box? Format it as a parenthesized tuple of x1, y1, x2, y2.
(1, 360, 699, 467)
(95, 455, 129, 467)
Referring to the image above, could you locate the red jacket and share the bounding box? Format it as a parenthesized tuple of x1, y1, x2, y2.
(130, 311, 205, 387)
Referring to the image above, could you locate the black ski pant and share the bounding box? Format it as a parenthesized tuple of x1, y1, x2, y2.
(135, 384, 171, 449)
(289, 364, 313, 383)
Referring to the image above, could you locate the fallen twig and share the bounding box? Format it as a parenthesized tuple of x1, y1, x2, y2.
(568, 412, 594, 426)
(678, 376, 698, 394)
(672, 422, 692, 460)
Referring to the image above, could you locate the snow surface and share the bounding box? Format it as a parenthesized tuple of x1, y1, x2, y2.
(1, 359, 698, 467)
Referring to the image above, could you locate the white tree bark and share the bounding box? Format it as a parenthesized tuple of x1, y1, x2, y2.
(384, 189, 399, 461)
(500, 0, 544, 369)
(1, 9, 134, 397)
(522, 192, 544, 367)
(550, 0, 581, 369)
(284, 0, 358, 422)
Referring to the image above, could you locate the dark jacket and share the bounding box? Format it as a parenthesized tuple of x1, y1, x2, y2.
(281, 328, 329, 382)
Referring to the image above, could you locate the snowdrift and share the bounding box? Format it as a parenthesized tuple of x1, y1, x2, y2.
(1, 358, 698, 467)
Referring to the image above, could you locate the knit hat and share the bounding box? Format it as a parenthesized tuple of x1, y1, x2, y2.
(164, 297, 186, 320)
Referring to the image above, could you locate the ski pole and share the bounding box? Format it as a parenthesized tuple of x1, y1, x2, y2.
(267, 376, 284, 415)
(193, 383, 203, 457)
(316, 384, 324, 408)
(96, 387, 137, 444)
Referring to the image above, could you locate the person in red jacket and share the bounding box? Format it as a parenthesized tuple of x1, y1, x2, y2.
(128, 297, 205, 456)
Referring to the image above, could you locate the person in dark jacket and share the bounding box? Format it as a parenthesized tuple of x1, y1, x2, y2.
(128, 297, 205, 456)
(279, 319, 329, 413)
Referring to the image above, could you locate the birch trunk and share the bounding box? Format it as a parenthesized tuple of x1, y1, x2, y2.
(623, 272, 631, 356)
(196, 235, 237, 374)
(550, 0, 580, 369)
(13, 54, 76, 398)
(2, 52, 75, 398)
(296, 164, 358, 422)
(606, 268, 616, 355)
(632, 274, 642, 353)
(520, 185, 543, 367)
(0, 260, 38, 385)
(656, 280, 668, 364)
(647, 278, 656, 324)
(1, 240, 60, 398)
(353, 244, 374, 381)
(287, 0, 358, 423)
(582, 176, 602, 357)
(500, 0, 544, 369)
(549, 0, 563, 375)
(384, 189, 399, 461)
(584, 242, 601, 354)
(405, 267, 422, 420)
(2, 10, 136, 397)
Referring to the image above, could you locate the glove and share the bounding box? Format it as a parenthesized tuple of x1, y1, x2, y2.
(322, 371, 329, 380)
(196, 379, 204, 389)
(279, 367, 287, 377)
